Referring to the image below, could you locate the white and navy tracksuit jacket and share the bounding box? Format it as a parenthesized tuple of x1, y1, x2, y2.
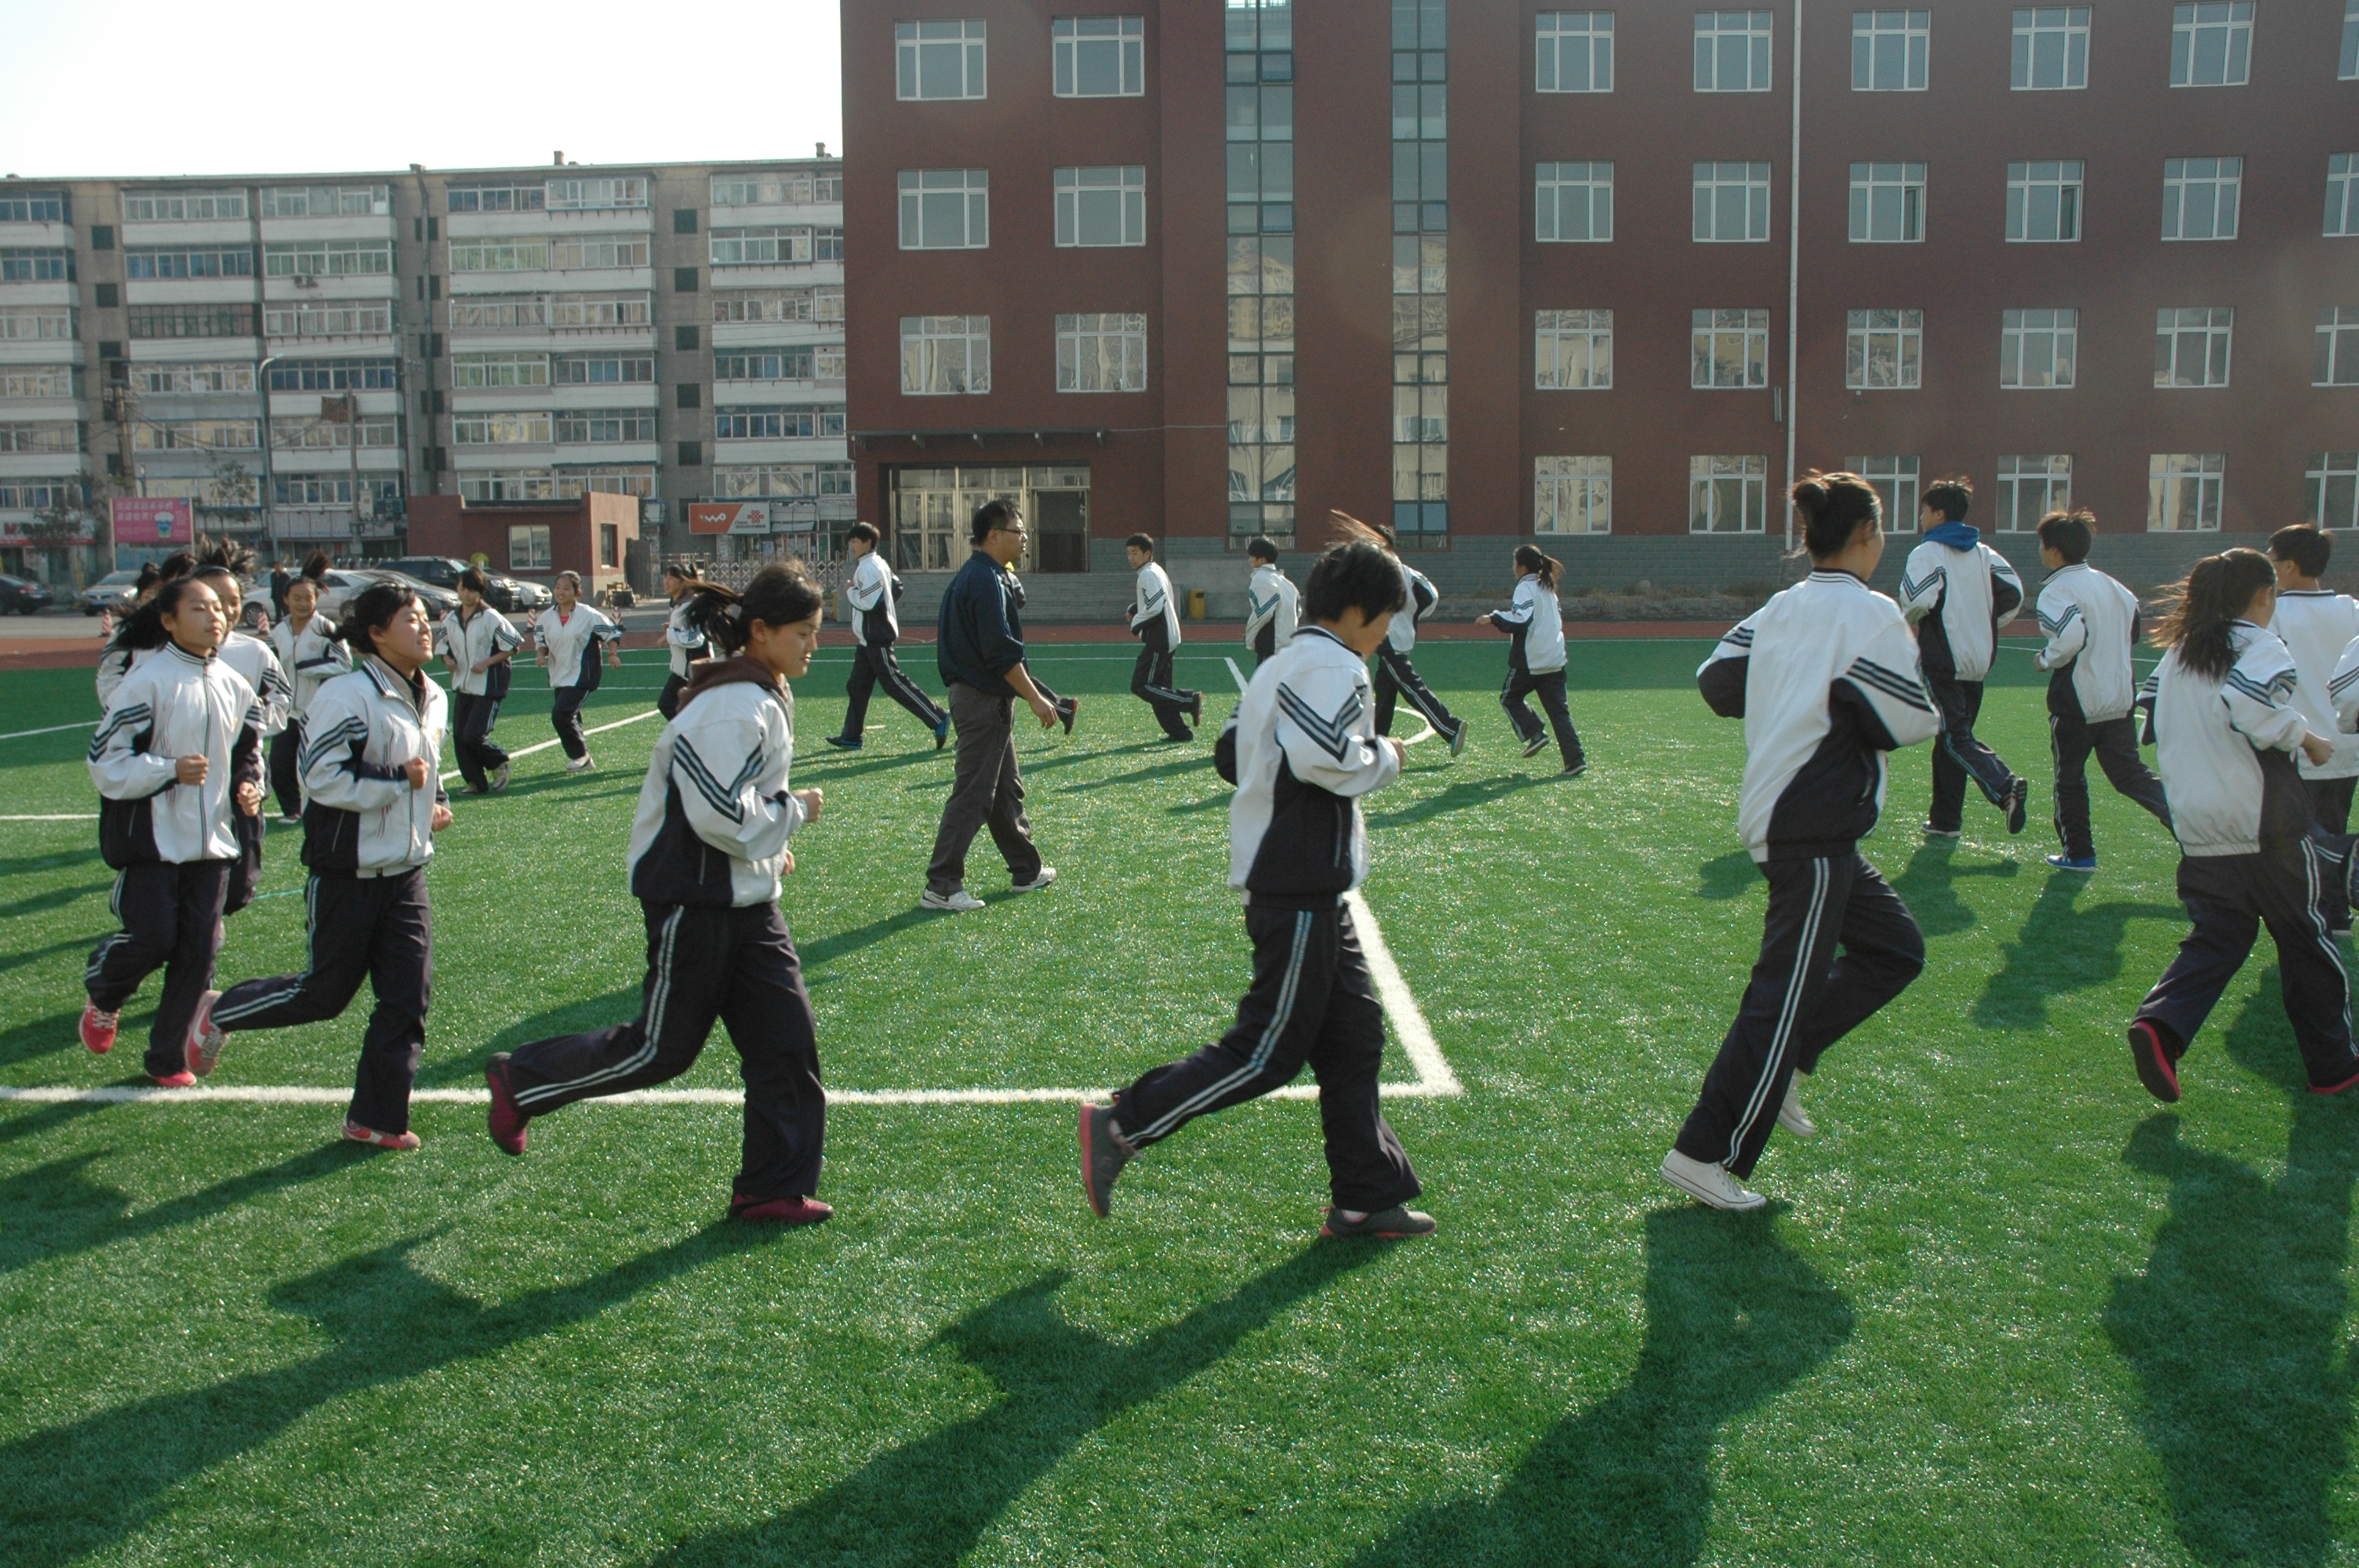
(500, 666, 827, 1201)
(1373, 558, 1457, 738)
(2150, 626, 2317, 859)
(85, 643, 264, 1074)
(1132, 561, 1182, 646)
(208, 656, 449, 1136)
(2035, 562, 2171, 861)
(213, 629, 292, 910)
(1387, 561, 1438, 655)
(1129, 558, 1198, 736)
(1245, 563, 1299, 662)
(1107, 626, 1421, 1211)
(95, 642, 154, 709)
(1489, 574, 1567, 676)
(1676, 570, 1940, 1179)
(666, 600, 707, 677)
(1899, 528, 2024, 683)
(846, 552, 903, 646)
(839, 550, 944, 737)
(536, 604, 620, 691)
(269, 614, 349, 716)
(441, 606, 521, 696)
(2273, 590, 2359, 786)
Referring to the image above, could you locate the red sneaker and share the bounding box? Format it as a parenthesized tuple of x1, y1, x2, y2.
(343, 1121, 421, 1151)
(79, 1004, 118, 1055)
(185, 990, 225, 1079)
(2310, 1063, 2359, 1096)
(485, 1054, 529, 1155)
(729, 1195, 832, 1226)
(149, 1070, 198, 1089)
(2129, 1019, 2182, 1103)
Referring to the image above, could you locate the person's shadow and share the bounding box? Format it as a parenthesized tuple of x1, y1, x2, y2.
(1971, 873, 2181, 1031)
(1886, 837, 2018, 938)
(1346, 1207, 1852, 1567)
(647, 1242, 1387, 1567)
(0, 1144, 351, 1278)
(2103, 986, 2359, 1566)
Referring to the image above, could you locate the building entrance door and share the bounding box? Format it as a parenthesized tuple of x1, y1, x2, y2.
(889, 463, 1092, 573)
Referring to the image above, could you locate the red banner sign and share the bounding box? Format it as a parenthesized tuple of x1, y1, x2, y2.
(687, 502, 770, 536)
(111, 496, 194, 546)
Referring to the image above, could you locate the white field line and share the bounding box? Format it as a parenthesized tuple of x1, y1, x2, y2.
(0, 720, 96, 741)
(0, 813, 96, 822)
(438, 706, 663, 785)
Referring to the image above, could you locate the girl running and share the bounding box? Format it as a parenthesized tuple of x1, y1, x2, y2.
(659, 562, 708, 720)
(189, 545, 293, 915)
(82, 575, 266, 1083)
(190, 580, 454, 1149)
(2127, 549, 2359, 1102)
(440, 568, 519, 795)
(266, 574, 349, 822)
(95, 552, 194, 707)
(534, 571, 623, 772)
(485, 563, 832, 1226)
(1664, 473, 1941, 1211)
(1481, 543, 1585, 775)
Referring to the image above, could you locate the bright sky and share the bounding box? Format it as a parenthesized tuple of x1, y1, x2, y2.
(0, 0, 845, 179)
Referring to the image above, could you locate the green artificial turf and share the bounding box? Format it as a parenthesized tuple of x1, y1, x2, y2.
(2, 636, 2355, 1566)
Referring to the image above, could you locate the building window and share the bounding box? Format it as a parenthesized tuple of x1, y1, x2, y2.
(1695, 10, 1773, 91)
(1536, 12, 1613, 92)
(900, 315, 990, 394)
(2007, 161, 2083, 241)
(714, 462, 856, 499)
(897, 18, 988, 100)
(710, 226, 837, 266)
(0, 194, 66, 223)
(1693, 162, 1772, 242)
(455, 472, 554, 503)
(1535, 455, 1611, 534)
(447, 184, 545, 213)
(0, 307, 74, 340)
(554, 409, 659, 444)
(0, 366, 78, 400)
(508, 524, 554, 571)
(2156, 307, 2234, 387)
(2150, 452, 2226, 530)
(2012, 7, 2090, 89)
(2161, 157, 2241, 241)
(1997, 455, 2073, 531)
(547, 235, 649, 270)
(131, 361, 255, 394)
(2328, 154, 2359, 237)
(712, 174, 825, 206)
(1844, 454, 1921, 529)
(1535, 310, 1612, 390)
(1228, 0, 1296, 547)
(1848, 162, 1925, 242)
(1692, 308, 1769, 389)
(450, 239, 550, 273)
(266, 359, 397, 391)
(121, 190, 245, 221)
(130, 304, 259, 339)
(1690, 454, 1768, 532)
(2172, 2, 2252, 87)
(547, 176, 647, 212)
(264, 240, 392, 278)
(258, 185, 389, 217)
(1056, 312, 1148, 392)
(1846, 309, 1923, 389)
(264, 303, 394, 339)
(271, 415, 398, 452)
(272, 476, 402, 510)
(0, 249, 73, 282)
(1852, 10, 1929, 90)
(713, 287, 843, 324)
(451, 352, 551, 388)
(713, 349, 820, 382)
(1054, 166, 1147, 247)
(133, 419, 260, 452)
(715, 407, 849, 441)
(2317, 307, 2359, 386)
(0, 423, 85, 455)
(0, 478, 85, 510)
(127, 247, 253, 280)
(897, 170, 989, 250)
(453, 412, 554, 445)
(1054, 16, 1144, 96)
(557, 354, 656, 385)
(2001, 308, 2078, 388)
(1534, 163, 1613, 242)
(2345, 1, 2359, 78)
(2310, 452, 2359, 529)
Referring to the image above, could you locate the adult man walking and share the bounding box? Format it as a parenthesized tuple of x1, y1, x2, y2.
(924, 500, 1060, 913)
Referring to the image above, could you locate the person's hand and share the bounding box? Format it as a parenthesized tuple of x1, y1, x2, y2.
(405, 757, 431, 790)
(1387, 737, 1408, 764)
(235, 781, 264, 816)
(431, 803, 453, 832)
(175, 754, 209, 786)
(1472, 614, 1488, 626)
(780, 847, 797, 877)
(1028, 693, 1058, 729)
(471, 658, 489, 674)
(2303, 732, 2338, 767)
(794, 786, 823, 823)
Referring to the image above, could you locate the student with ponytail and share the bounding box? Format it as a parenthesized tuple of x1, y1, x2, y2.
(485, 563, 833, 1225)
(96, 554, 194, 707)
(191, 541, 293, 914)
(2125, 549, 2359, 1103)
(1479, 543, 1584, 774)
(266, 573, 348, 821)
(1663, 473, 1940, 1211)
(534, 570, 623, 773)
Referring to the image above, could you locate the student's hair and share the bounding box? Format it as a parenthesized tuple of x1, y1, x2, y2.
(1922, 477, 1973, 522)
(301, 550, 332, 581)
(2036, 509, 2095, 564)
(846, 521, 880, 546)
(339, 581, 421, 661)
(285, 574, 319, 604)
(112, 575, 217, 652)
(1513, 543, 1563, 589)
(1125, 532, 1155, 554)
(157, 550, 196, 583)
(132, 561, 160, 596)
(2150, 548, 2277, 680)
(1329, 508, 1396, 554)
(663, 560, 695, 582)
(971, 498, 1020, 545)
(457, 567, 489, 596)
(677, 561, 824, 657)
(1790, 470, 1883, 560)
(1302, 539, 1408, 624)
(195, 535, 255, 577)
(1245, 536, 1279, 563)
(2269, 522, 2333, 578)
(554, 570, 583, 594)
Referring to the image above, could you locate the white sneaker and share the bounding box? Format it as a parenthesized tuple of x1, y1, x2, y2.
(921, 887, 986, 913)
(1776, 1078, 1818, 1138)
(1659, 1150, 1767, 1211)
(1012, 866, 1058, 893)
(566, 755, 594, 774)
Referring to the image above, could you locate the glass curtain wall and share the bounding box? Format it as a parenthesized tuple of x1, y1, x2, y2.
(1392, 0, 1448, 538)
(1227, 0, 1296, 548)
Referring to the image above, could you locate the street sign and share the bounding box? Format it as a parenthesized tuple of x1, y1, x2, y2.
(688, 503, 770, 536)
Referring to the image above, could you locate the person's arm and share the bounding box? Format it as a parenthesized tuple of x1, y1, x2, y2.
(1830, 614, 1942, 750)
(1005, 660, 1058, 727)
(1896, 546, 1943, 625)
(599, 614, 624, 666)
(253, 644, 295, 735)
(1695, 613, 1760, 719)
(1274, 667, 1401, 798)
(1988, 550, 2026, 626)
(87, 684, 176, 800)
(666, 608, 707, 649)
(231, 698, 266, 816)
(2033, 583, 2086, 672)
(2223, 653, 2311, 757)
(671, 706, 805, 862)
(1486, 580, 1536, 633)
(844, 559, 885, 613)
(299, 684, 409, 811)
(2332, 633, 2359, 734)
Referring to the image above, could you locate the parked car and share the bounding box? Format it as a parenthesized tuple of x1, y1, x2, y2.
(78, 569, 143, 616)
(382, 555, 550, 613)
(0, 574, 55, 615)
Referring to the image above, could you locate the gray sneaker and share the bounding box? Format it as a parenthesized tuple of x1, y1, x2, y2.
(1321, 1204, 1437, 1238)
(491, 761, 511, 793)
(1078, 1102, 1133, 1217)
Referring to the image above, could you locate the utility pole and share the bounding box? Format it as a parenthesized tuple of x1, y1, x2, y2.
(256, 354, 281, 562)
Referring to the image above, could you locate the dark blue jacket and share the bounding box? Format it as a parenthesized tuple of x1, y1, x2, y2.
(936, 550, 1026, 695)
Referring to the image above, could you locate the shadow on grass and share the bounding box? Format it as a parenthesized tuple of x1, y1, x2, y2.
(1694, 851, 1757, 902)
(1886, 838, 2020, 938)
(1020, 739, 1166, 775)
(1062, 755, 1212, 793)
(1347, 1206, 1852, 1567)
(797, 907, 940, 973)
(1365, 773, 1543, 829)
(0, 847, 104, 880)
(0, 1008, 87, 1070)
(2104, 988, 2359, 1567)
(0, 882, 112, 922)
(794, 746, 950, 780)
(0, 1142, 353, 1278)
(0, 1223, 772, 1568)
(646, 1242, 1387, 1568)
(414, 986, 645, 1087)
(1165, 792, 1232, 815)
(0, 1099, 111, 1148)
(1970, 873, 2183, 1031)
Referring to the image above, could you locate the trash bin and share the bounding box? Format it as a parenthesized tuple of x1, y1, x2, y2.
(1187, 588, 1206, 619)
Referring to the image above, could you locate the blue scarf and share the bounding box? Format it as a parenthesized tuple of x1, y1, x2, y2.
(1925, 520, 1979, 551)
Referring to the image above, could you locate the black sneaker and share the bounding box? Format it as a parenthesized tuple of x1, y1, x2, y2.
(1320, 1204, 1437, 1239)
(1077, 1102, 1132, 1217)
(1057, 698, 1079, 735)
(933, 715, 951, 750)
(824, 735, 861, 751)
(2129, 1018, 2183, 1103)
(2005, 779, 2030, 836)
(1521, 731, 1549, 758)
(1562, 759, 1588, 779)
(1187, 691, 1205, 728)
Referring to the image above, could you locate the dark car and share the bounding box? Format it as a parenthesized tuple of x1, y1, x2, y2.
(383, 556, 549, 614)
(0, 573, 54, 614)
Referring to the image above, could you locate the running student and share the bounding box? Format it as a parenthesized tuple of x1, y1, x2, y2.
(485, 564, 832, 1226)
(190, 545, 293, 915)
(267, 574, 347, 822)
(1664, 472, 1939, 1211)
(1899, 477, 2030, 838)
(440, 570, 518, 795)
(2033, 510, 2172, 872)
(1343, 512, 1467, 757)
(2268, 524, 2359, 932)
(2126, 549, 2359, 1103)
(827, 520, 950, 751)
(659, 563, 707, 720)
(95, 550, 194, 706)
(82, 576, 266, 1084)
(1079, 534, 1433, 1238)
(191, 580, 453, 1149)
(1125, 533, 1203, 742)
(1481, 543, 1585, 775)
(1243, 536, 1299, 667)
(534, 571, 623, 772)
